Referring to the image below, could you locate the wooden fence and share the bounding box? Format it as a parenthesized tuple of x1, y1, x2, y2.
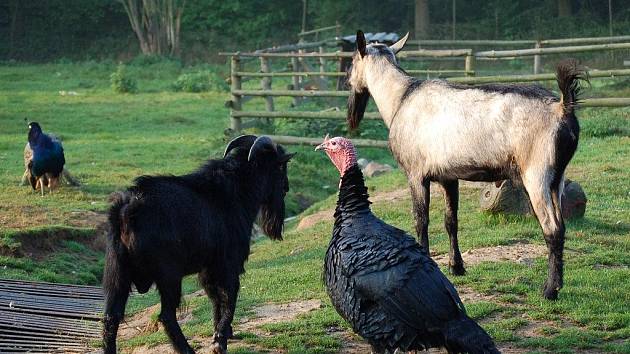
(223, 36, 630, 147)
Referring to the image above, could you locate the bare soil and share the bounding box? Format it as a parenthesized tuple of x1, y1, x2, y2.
(238, 299, 322, 333)
(433, 242, 548, 268)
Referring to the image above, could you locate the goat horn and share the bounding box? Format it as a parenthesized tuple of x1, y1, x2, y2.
(224, 135, 257, 158)
(248, 136, 276, 162)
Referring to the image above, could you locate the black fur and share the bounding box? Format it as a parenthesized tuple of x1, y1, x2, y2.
(102, 136, 293, 354)
(534, 60, 584, 300)
(347, 88, 370, 130)
(326, 165, 499, 353)
(556, 59, 588, 115)
(448, 81, 559, 101)
(400, 78, 425, 105)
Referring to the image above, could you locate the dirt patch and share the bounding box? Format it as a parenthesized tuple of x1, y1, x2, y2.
(238, 299, 322, 332)
(0, 226, 106, 260)
(119, 290, 205, 341)
(120, 297, 321, 353)
(335, 331, 372, 354)
(0, 205, 52, 230)
(433, 242, 547, 268)
(297, 210, 332, 231)
(67, 210, 108, 229)
(456, 286, 501, 303)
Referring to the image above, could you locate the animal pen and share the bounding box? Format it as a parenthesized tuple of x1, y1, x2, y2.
(222, 32, 630, 147)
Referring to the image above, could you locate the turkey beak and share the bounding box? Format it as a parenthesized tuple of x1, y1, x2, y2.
(315, 134, 330, 151)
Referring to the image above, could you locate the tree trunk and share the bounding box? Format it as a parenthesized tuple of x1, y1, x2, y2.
(8, 0, 20, 58)
(558, 0, 571, 17)
(119, 0, 185, 56)
(414, 0, 429, 39)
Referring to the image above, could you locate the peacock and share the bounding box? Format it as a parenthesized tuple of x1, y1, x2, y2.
(25, 122, 65, 196)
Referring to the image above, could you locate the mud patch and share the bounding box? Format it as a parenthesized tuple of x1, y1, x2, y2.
(238, 299, 322, 332)
(433, 242, 547, 268)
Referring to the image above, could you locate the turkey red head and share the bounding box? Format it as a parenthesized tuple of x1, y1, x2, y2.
(315, 135, 358, 176)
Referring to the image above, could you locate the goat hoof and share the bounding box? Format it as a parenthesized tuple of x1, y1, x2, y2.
(209, 341, 227, 354)
(543, 283, 560, 300)
(449, 263, 466, 276)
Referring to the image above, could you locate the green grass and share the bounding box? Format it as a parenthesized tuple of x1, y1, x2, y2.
(0, 62, 629, 353)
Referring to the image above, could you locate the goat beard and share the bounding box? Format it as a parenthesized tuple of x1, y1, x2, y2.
(347, 88, 370, 130)
(260, 196, 285, 241)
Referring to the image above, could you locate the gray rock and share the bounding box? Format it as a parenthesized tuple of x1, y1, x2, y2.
(479, 179, 587, 219)
(362, 161, 393, 178)
(357, 158, 369, 169)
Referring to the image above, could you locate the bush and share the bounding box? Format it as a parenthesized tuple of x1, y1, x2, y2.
(110, 63, 138, 93)
(172, 71, 228, 93)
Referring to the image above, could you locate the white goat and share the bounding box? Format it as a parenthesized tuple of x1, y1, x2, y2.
(347, 30, 586, 300)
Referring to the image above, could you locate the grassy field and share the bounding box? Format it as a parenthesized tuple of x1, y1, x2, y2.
(0, 62, 628, 353)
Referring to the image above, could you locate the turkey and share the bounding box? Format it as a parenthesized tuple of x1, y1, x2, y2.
(316, 136, 499, 354)
(26, 122, 65, 196)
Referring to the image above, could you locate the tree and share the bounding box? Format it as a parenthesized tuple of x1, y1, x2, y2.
(119, 0, 186, 56)
(558, 0, 571, 17)
(414, 0, 429, 39)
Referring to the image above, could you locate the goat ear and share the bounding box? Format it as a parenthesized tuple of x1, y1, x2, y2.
(356, 30, 367, 58)
(248, 136, 276, 162)
(224, 135, 257, 158)
(389, 32, 409, 55)
(279, 152, 296, 163)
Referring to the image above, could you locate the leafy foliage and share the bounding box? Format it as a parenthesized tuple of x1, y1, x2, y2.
(110, 63, 138, 93)
(172, 71, 228, 92)
(2, 0, 629, 61)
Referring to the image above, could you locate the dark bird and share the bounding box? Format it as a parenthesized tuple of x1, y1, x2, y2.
(316, 136, 499, 354)
(25, 122, 66, 196)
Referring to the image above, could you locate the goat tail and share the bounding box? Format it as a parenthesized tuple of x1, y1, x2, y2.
(103, 191, 133, 293)
(107, 191, 133, 247)
(443, 315, 500, 354)
(556, 59, 588, 117)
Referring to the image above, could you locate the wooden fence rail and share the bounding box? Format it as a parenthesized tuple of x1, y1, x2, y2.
(225, 38, 630, 148)
(407, 34, 630, 47)
(476, 42, 630, 58)
(254, 34, 630, 54)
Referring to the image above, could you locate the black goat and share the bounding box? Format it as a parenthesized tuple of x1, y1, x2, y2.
(102, 135, 295, 354)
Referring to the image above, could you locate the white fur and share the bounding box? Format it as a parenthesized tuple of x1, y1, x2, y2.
(359, 54, 563, 179)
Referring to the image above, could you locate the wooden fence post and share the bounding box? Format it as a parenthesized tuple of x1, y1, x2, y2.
(291, 54, 301, 106)
(465, 54, 475, 76)
(533, 41, 542, 74)
(319, 46, 326, 86)
(230, 55, 242, 132)
(260, 57, 274, 124)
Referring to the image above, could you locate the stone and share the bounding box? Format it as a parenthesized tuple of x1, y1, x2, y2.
(362, 161, 393, 178)
(357, 158, 369, 169)
(479, 179, 587, 219)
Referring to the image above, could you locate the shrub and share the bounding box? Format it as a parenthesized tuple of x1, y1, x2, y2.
(172, 71, 228, 93)
(110, 63, 138, 93)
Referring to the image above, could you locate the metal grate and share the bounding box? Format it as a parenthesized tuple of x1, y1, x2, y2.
(0, 278, 103, 353)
